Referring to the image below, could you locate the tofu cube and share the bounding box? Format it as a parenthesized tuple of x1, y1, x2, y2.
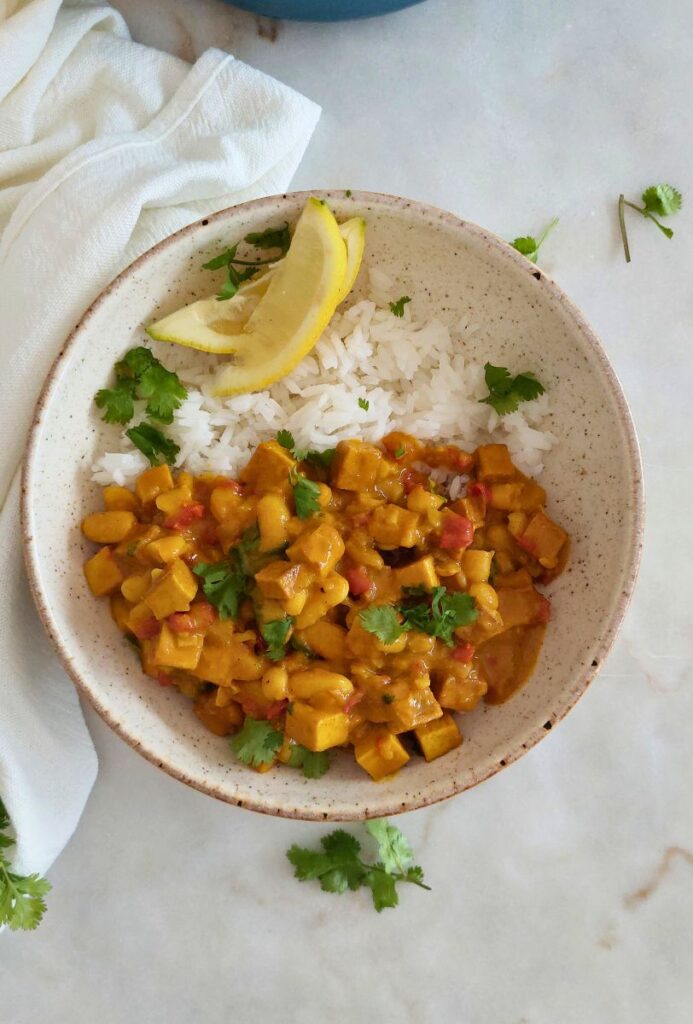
(389, 687, 443, 733)
(331, 440, 383, 491)
(135, 464, 174, 504)
(254, 560, 304, 600)
(84, 547, 124, 596)
(295, 620, 347, 661)
(354, 726, 410, 781)
(82, 510, 136, 544)
(154, 623, 203, 671)
(144, 558, 198, 619)
(391, 555, 440, 592)
(518, 509, 568, 569)
(287, 523, 345, 577)
(109, 593, 132, 632)
(476, 444, 516, 483)
(488, 482, 526, 511)
(415, 713, 462, 762)
(285, 703, 349, 751)
(368, 504, 420, 549)
(142, 535, 189, 565)
(496, 585, 550, 628)
(434, 669, 487, 712)
(239, 440, 295, 490)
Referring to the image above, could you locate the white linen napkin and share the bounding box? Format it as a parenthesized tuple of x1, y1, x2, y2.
(0, 0, 320, 877)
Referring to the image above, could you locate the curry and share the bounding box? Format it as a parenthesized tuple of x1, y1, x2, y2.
(81, 434, 568, 781)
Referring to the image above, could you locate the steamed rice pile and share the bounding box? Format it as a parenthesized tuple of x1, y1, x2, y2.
(92, 267, 555, 492)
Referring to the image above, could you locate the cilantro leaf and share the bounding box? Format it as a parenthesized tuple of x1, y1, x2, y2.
(358, 397, 370, 411)
(194, 554, 249, 619)
(305, 449, 336, 472)
(244, 222, 291, 254)
(359, 605, 405, 645)
(126, 422, 180, 466)
(0, 797, 51, 931)
(400, 586, 478, 646)
(286, 820, 429, 912)
(94, 378, 136, 424)
(276, 432, 334, 472)
(618, 185, 683, 262)
(287, 744, 331, 779)
(510, 218, 558, 264)
(202, 246, 238, 271)
(480, 362, 545, 416)
(261, 617, 293, 661)
(230, 717, 283, 769)
(137, 363, 187, 424)
(289, 469, 321, 519)
(116, 346, 157, 379)
(277, 429, 295, 451)
(290, 636, 317, 659)
(389, 295, 411, 317)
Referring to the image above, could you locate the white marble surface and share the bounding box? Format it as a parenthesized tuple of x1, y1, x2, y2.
(4, 0, 693, 1021)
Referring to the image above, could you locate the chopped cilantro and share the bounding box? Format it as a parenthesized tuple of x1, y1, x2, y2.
(345, 189, 353, 198)
(261, 617, 293, 661)
(389, 295, 411, 317)
(244, 222, 291, 254)
(287, 744, 331, 779)
(479, 362, 545, 416)
(618, 184, 683, 263)
(360, 586, 478, 648)
(359, 605, 405, 645)
(94, 378, 136, 425)
(289, 469, 321, 519)
(193, 553, 249, 620)
(230, 717, 282, 769)
(510, 217, 558, 264)
(358, 397, 370, 411)
(95, 346, 186, 426)
(125, 422, 179, 466)
(0, 797, 51, 931)
(203, 223, 291, 299)
(393, 446, 405, 459)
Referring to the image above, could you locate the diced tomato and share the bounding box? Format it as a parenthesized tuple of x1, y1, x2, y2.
(534, 595, 552, 624)
(266, 699, 288, 721)
(453, 643, 475, 663)
(156, 672, 173, 688)
(240, 696, 263, 719)
(401, 468, 427, 495)
(168, 601, 217, 633)
(346, 566, 372, 597)
(467, 481, 492, 503)
(517, 533, 538, 556)
(131, 616, 161, 640)
(343, 690, 364, 714)
(440, 513, 474, 550)
(165, 502, 205, 531)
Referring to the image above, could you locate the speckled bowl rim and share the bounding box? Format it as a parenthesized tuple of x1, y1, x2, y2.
(21, 189, 645, 820)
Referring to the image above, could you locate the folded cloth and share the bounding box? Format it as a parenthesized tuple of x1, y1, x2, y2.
(0, 0, 320, 877)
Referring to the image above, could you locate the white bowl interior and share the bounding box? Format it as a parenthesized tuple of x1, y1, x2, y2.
(23, 192, 642, 819)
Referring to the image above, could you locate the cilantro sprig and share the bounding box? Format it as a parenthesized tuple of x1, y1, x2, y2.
(230, 718, 283, 769)
(277, 430, 336, 472)
(194, 553, 249, 620)
(203, 222, 291, 300)
(360, 585, 478, 648)
(95, 347, 186, 426)
(511, 217, 558, 264)
(287, 819, 429, 912)
(287, 744, 330, 779)
(289, 468, 321, 519)
(0, 798, 51, 931)
(261, 617, 293, 661)
(618, 184, 683, 263)
(389, 295, 411, 317)
(125, 422, 180, 467)
(479, 362, 545, 416)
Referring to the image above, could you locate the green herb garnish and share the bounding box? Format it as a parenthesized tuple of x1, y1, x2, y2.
(618, 184, 682, 263)
(261, 617, 294, 661)
(193, 553, 249, 620)
(358, 397, 370, 411)
(360, 585, 478, 648)
(359, 605, 405, 645)
(510, 217, 558, 264)
(0, 798, 51, 931)
(230, 718, 283, 769)
(479, 362, 545, 416)
(389, 296, 411, 317)
(125, 422, 180, 467)
(203, 222, 291, 300)
(276, 430, 335, 472)
(393, 446, 405, 459)
(289, 468, 321, 519)
(286, 819, 430, 912)
(287, 744, 331, 779)
(95, 346, 186, 426)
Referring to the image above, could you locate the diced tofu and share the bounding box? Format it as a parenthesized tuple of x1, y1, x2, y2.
(496, 585, 550, 628)
(141, 535, 188, 565)
(434, 667, 487, 712)
(518, 480, 546, 511)
(135, 464, 174, 504)
(82, 510, 136, 544)
(153, 623, 204, 670)
(84, 547, 124, 596)
(289, 669, 353, 700)
(494, 568, 533, 590)
(287, 523, 345, 577)
(127, 601, 161, 640)
(109, 593, 132, 632)
(255, 560, 304, 600)
(144, 558, 198, 620)
(415, 713, 462, 761)
(476, 444, 516, 483)
(488, 482, 526, 511)
(209, 486, 243, 523)
(331, 439, 383, 491)
(192, 642, 234, 686)
(257, 493, 291, 551)
(285, 703, 349, 752)
(389, 687, 442, 733)
(461, 549, 494, 584)
(518, 509, 568, 569)
(452, 494, 486, 527)
(102, 485, 139, 513)
(368, 504, 420, 549)
(239, 440, 295, 490)
(354, 726, 410, 781)
(193, 692, 243, 736)
(391, 556, 440, 592)
(295, 620, 347, 661)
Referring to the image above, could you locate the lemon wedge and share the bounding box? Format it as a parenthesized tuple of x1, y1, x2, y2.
(336, 216, 366, 303)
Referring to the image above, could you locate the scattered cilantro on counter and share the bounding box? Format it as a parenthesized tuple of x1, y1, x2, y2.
(0, 798, 51, 931)
(618, 184, 683, 263)
(510, 217, 558, 264)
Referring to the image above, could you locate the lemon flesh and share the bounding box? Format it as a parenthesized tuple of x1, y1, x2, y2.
(336, 217, 366, 303)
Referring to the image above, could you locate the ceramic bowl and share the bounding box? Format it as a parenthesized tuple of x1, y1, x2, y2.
(226, 1, 424, 21)
(22, 191, 643, 820)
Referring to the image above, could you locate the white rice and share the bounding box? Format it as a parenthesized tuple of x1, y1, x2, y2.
(91, 267, 556, 489)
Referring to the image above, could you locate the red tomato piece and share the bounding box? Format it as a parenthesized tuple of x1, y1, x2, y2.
(266, 699, 288, 721)
(164, 502, 206, 531)
(440, 514, 474, 550)
(453, 643, 475, 663)
(240, 697, 263, 719)
(467, 481, 492, 503)
(168, 601, 217, 633)
(131, 616, 161, 640)
(401, 468, 427, 495)
(156, 672, 173, 688)
(346, 566, 372, 596)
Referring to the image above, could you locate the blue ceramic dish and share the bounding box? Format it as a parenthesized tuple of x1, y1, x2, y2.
(226, 0, 424, 21)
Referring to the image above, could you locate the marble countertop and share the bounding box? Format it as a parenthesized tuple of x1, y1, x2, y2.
(5, 0, 693, 1021)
